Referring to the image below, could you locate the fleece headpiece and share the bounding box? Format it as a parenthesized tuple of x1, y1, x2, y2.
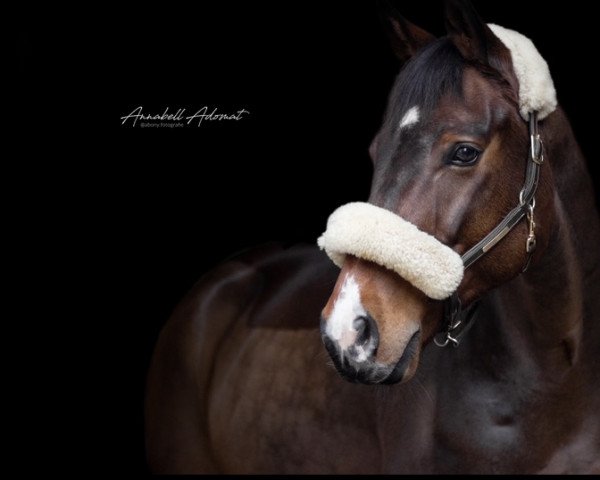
(488, 24, 557, 120)
(317, 27, 556, 300)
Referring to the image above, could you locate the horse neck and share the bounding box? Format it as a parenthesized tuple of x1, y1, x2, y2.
(473, 107, 600, 381)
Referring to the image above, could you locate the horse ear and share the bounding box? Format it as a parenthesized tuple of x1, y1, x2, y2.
(444, 0, 493, 63)
(379, 0, 436, 63)
(444, 0, 518, 89)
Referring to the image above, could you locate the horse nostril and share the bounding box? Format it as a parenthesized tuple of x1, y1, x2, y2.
(353, 316, 370, 345)
(352, 314, 379, 352)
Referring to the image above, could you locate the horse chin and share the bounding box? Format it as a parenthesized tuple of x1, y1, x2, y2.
(379, 330, 422, 384)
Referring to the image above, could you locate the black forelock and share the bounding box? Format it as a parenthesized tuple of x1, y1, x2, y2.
(384, 38, 465, 129)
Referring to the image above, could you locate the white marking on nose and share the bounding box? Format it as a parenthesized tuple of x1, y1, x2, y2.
(327, 275, 366, 351)
(399, 106, 420, 130)
(355, 345, 368, 362)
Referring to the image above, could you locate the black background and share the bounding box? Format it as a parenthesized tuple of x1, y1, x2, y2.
(17, 0, 599, 473)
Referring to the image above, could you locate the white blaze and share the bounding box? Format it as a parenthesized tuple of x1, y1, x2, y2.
(326, 275, 366, 351)
(399, 106, 420, 130)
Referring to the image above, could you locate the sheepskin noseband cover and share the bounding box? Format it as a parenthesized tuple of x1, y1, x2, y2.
(317, 202, 464, 300)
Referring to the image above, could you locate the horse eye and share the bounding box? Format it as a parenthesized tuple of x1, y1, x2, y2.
(451, 145, 480, 166)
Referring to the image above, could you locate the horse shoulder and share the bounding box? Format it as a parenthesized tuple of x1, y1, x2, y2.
(145, 244, 339, 473)
(145, 253, 264, 472)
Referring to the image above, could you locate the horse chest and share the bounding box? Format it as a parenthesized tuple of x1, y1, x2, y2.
(425, 367, 598, 474)
(431, 381, 531, 472)
(204, 306, 597, 473)
(367, 375, 525, 473)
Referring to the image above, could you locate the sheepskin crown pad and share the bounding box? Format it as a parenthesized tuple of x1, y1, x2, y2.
(488, 24, 557, 120)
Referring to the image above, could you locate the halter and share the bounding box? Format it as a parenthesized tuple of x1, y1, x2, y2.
(320, 23, 555, 349)
(434, 111, 544, 347)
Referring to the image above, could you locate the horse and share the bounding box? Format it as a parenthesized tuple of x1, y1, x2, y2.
(145, 0, 600, 473)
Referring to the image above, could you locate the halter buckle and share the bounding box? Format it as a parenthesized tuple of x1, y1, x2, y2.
(530, 134, 544, 165)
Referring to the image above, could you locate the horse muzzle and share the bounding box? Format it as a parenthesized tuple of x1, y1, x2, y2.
(320, 313, 421, 384)
(317, 202, 460, 384)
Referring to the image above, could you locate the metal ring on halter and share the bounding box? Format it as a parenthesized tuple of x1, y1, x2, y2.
(446, 333, 459, 347)
(434, 295, 463, 347)
(434, 334, 459, 348)
(519, 190, 536, 208)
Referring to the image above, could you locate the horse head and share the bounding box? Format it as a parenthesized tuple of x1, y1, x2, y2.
(319, 0, 556, 384)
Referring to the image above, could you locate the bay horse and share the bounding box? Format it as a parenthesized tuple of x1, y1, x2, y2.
(145, 0, 600, 473)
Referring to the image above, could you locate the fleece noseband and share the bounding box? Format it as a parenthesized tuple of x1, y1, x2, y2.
(317, 202, 464, 300)
(318, 25, 555, 348)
